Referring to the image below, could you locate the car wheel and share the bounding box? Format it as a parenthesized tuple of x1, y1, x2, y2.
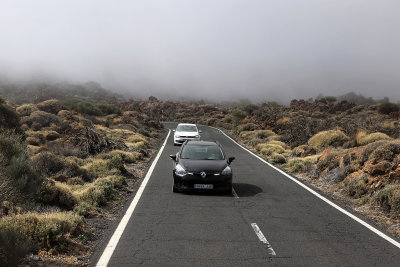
(225, 187, 232, 195)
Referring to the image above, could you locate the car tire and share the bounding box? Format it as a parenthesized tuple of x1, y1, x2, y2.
(224, 184, 232, 195)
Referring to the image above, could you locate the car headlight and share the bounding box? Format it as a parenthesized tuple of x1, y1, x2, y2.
(194, 135, 199, 138)
(221, 166, 232, 176)
(175, 164, 187, 177)
(175, 134, 180, 138)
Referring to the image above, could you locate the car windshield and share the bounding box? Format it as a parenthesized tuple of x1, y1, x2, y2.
(181, 145, 225, 160)
(176, 125, 197, 132)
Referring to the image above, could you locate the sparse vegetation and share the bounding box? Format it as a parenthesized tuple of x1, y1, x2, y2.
(0, 89, 164, 265)
(377, 101, 399, 115)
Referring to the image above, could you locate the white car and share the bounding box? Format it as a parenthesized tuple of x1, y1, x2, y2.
(173, 123, 201, 145)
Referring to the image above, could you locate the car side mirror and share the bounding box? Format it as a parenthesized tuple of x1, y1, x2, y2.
(169, 154, 177, 160)
(199, 130, 202, 133)
(228, 157, 235, 165)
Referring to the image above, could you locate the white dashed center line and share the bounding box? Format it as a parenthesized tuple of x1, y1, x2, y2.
(251, 223, 276, 256)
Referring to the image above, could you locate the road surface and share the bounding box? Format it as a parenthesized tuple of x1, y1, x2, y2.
(94, 122, 400, 266)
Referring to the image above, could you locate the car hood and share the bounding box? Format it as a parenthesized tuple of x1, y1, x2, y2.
(179, 159, 227, 173)
(175, 131, 199, 136)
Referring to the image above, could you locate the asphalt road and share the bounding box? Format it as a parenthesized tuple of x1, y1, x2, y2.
(96, 122, 400, 266)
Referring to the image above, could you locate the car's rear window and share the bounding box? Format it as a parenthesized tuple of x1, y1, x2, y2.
(181, 145, 225, 160)
(176, 125, 197, 132)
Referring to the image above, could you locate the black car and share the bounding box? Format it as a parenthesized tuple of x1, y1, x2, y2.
(169, 140, 235, 194)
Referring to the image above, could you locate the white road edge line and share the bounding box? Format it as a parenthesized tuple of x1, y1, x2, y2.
(232, 187, 239, 198)
(96, 130, 171, 267)
(211, 126, 400, 250)
(251, 223, 277, 256)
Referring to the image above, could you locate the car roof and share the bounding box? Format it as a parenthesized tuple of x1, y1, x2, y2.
(184, 140, 219, 146)
(177, 123, 197, 126)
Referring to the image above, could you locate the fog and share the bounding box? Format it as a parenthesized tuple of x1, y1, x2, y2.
(1, 0, 400, 102)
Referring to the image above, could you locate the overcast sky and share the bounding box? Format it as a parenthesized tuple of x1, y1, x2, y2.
(1, 0, 399, 102)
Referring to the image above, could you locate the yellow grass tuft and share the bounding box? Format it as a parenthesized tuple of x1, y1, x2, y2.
(308, 129, 349, 149)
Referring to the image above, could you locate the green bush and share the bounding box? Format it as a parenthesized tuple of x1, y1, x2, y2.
(270, 153, 286, 164)
(0, 229, 32, 266)
(325, 96, 337, 103)
(63, 99, 101, 116)
(232, 109, 246, 122)
(0, 130, 43, 193)
(0, 130, 26, 162)
(346, 177, 368, 198)
(73, 202, 97, 217)
(287, 159, 307, 173)
(97, 104, 122, 115)
(377, 102, 399, 114)
(6, 156, 43, 193)
(241, 104, 259, 115)
(0, 96, 20, 131)
(80, 176, 126, 206)
(64, 99, 122, 116)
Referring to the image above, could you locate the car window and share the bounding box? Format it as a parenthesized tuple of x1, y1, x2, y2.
(176, 125, 197, 132)
(181, 145, 225, 160)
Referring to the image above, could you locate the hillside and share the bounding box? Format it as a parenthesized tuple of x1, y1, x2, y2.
(1, 83, 400, 266)
(0, 93, 164, 266)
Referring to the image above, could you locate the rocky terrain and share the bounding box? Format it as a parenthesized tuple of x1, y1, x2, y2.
(1, 81, 400, 266)
(0, 89, 165, 266)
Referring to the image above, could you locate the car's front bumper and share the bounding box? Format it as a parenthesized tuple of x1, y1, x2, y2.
(174, 136, 200, 144)
(173, 172, 232, 192)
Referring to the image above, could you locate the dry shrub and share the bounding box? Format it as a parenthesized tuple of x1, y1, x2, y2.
(308, 129, 349, 149)
(16, 103, 38, 117)
(316, 151, 339, 175)
(345, 174, 368, 198)
(238, 123, 259, 132)
(356, 131, 391, 146)
(276, 117, 291, 126)
(57, 109, 74, 120)
(31, 152, 89, 181)
(287, 158, 307, 173)
(21, 111, 61, 130)
(374, 186, 400, 217)
(31, 152, 65, 176)
(76, 175, 127, 207)
(39, 180, 76, 209)
(99, 150, 141, 164)
(369, 140, 400, 162)
(239, 130, 276, 142)
(83, 156, 126, 178)
(292, 144, 316, 157)
(0, 212, 85, 252)
(270, 153, 286, 164)
(256, 143, 285, 156)
(37, 99, 63, 114)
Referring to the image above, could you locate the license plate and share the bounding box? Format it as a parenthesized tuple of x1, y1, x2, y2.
(194, 184, 213, 189)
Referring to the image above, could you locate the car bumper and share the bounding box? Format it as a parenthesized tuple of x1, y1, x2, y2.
(174, 137, 200, 144)
(173, 172, 232, 192)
